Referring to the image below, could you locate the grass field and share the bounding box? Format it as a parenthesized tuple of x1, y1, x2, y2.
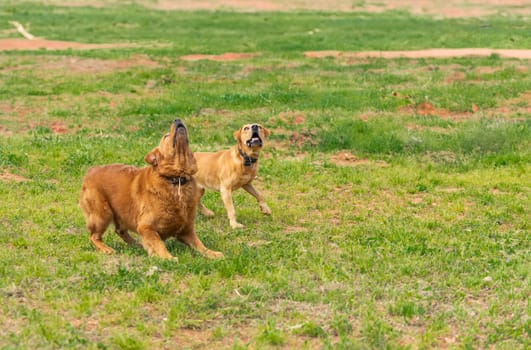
(0, 2, 530, 349)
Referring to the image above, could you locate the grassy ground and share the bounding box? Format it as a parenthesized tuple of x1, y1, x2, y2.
(0, 3, 530, 349)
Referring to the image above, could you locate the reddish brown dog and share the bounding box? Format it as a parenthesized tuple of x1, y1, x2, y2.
(194, 123, 271, 229)
(79, 119, 223, 261)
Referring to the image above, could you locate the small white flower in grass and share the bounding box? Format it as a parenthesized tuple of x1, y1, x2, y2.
(483, 276, 493, 283)
(147, 265, 159, 276)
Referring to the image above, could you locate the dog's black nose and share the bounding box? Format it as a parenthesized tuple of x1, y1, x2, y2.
(251, 124, 259, 132)
(174, 119, 185, 129)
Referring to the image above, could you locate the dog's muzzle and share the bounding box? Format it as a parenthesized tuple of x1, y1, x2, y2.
(173, 119, 186, 147)
(163, 175, 189, 186)
(174, 119, 185, 130)
(246, 125, 263, 147)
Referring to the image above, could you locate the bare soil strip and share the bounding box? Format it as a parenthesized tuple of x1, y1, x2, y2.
(2, 39, 529, 61)
(0, 170, 30, 182)
(0, 39, 138, 51)
(305, 49, 531, 60)
(180, 53, 261, 61)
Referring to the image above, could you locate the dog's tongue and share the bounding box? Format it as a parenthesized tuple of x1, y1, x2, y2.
(247, 137, 261, 146)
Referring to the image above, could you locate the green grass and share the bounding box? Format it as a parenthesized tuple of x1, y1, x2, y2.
(1, 3, 530, 52)
(1, 2, 530, 349)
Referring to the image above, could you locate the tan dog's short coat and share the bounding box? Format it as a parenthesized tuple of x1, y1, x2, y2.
(194, 123, 271, 229)
(79, 119, 222, 260)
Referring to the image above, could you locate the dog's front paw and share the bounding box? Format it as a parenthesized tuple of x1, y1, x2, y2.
(154, 253, 179, 262)
(93, 243, 115, 255)
(260, 203, 272, 215)
(230, 221, 244, 229)
(200, 206, 215, 217)
(204, 249, 224, 259)
(99, 246, 116, 255)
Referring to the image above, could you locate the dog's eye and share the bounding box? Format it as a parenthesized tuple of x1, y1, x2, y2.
(244, 127, 250, 131)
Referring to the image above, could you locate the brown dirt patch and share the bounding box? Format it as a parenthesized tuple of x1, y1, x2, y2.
(437, 187, 463, 193)
(1, 55, 160, 74)
(491, 100, 531, 119)
(0, 126, 13, 136)
(0, 101, 41, 115)
(289, 130, 318, 147)
(166, 323, 268, 349)
(283, 226, 309, 234)
(350, 0, 531, 18)
(474, 66, 503, 75)
(49, 120, 69, 134)
(0, 99, 76, 134)
(45, 55, 158, 73)
(180, 52, 261, 62)
(0, 100, 45, 134)
(0, 38, 137, 51)
(352, 88, 527, 122)
(170, 329, 213, 348)
(331, 151, 389, 167)
(292, 114, 305, 125)
(305, 49, 531, 60)
(0, 170, 30, 183)
(399, 101, 478, 121)
(406, 123, 452, 134)
(276, 111, 307, 126)
(497, 91, 531, 109)
(444, 71, 467, 83)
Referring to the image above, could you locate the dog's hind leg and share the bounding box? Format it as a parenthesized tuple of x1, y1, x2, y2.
(85, 212, 114, 254)
(89, 230, 114, 254)
(243, 183, 271, 215)
(198, 187, 215, 217)
(115, 225, 141, 248)
(80, 188, 115, 254)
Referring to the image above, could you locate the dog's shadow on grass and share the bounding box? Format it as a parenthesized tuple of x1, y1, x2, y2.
(81, 224, 267, 276)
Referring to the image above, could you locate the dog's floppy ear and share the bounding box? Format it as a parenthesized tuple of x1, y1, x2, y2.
(262, 126, 271, 138)
(145, 148, 162, 167)
(233, 128, 242, 142)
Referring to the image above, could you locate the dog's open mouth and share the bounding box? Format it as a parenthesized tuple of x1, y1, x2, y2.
(246, 132, 263, 147)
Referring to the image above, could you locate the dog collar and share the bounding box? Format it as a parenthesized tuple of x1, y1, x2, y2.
(163, 175, 188, 186)
(238, 148, 257, 167)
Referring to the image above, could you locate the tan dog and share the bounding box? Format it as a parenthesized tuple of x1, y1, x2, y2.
(194, 123, 271, 229)
(79, 119, 223, 261)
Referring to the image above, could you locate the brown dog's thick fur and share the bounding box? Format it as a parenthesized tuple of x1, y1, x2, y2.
(194, 123, 271, 229)
(79, 119, 223, 261)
